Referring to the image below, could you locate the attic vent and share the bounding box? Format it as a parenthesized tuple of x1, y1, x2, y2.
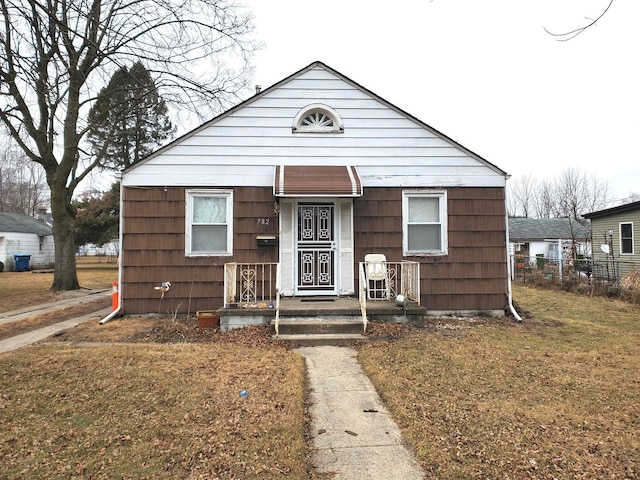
(292, 104, 344, 133)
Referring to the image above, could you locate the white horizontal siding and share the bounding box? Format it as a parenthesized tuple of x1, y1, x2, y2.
(0, 232, 54, 269)
(124, 164, 505, 188)
(124, 64, 506, 188)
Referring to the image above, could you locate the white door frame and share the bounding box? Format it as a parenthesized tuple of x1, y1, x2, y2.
(278, 198, 355, 297)
(294, 200, 338, 296)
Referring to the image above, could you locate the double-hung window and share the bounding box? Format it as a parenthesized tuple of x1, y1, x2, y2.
(186, 190, 233, 256)
(403, 190, 447, 256)
(620, 222, 634, 255)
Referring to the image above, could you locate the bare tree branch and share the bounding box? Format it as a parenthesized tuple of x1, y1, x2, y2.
(545, 0, 614, 41)
(0, 0, 259, 289)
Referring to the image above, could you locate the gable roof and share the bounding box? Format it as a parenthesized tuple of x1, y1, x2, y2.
(0, 212, 52, 236)
(125, 61, 508, 178)
(509, 217, 590, 241)
(583, 200, 640, 219)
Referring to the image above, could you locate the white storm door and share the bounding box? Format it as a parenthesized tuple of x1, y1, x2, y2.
(296, 202, 337, 294)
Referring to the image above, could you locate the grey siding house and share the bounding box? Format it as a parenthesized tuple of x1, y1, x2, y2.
(584, 200, 640, 278)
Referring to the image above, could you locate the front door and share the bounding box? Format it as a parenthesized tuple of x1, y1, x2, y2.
(296, 202, 337, 295)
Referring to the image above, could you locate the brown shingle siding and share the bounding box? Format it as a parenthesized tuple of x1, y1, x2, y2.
(449, 215, 505, 232)
(121, 186, 277, 314)
(448, 187, 505, 201)
(121, 185, 508, 315)
(351, 186, 507, 312)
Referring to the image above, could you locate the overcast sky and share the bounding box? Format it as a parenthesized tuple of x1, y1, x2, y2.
(242, 0, 639, 205)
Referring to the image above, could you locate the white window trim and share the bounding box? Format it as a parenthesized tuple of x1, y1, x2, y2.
(292, 103, 344, 133)
(185, 189, 233, 257)
(402, 190, 448, 256)
(619, 221, 634, 255)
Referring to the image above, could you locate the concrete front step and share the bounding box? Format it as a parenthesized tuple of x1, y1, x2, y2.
(274, 333, 366, 347)
(271, 316, 365, 335)
(271, 316, 367, 345)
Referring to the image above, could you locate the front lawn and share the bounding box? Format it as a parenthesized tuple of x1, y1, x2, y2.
(358, 285, 640, 479)
(0, 343, 308, 479)
(2, 284, 639, 478)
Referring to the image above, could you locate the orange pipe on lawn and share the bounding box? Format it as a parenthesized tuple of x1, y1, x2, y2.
(111, 281, 118, 311)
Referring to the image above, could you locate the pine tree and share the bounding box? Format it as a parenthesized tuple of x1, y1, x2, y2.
(88, 62, 175, 170)
(74, 182, 120, 248)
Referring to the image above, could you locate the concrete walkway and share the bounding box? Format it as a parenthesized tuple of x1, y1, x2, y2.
(0, 289, 110, 325)
(296, 346, 424, 479)
(0, 289, 111, 353)
(2, 296, 424, 478)
(0, 307, 112, 353)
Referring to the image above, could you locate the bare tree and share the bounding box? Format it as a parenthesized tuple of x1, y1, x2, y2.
(531, 179, 556, 219)
(0, 0, 258, 290)
(507, 174, 536, 217)
(619, 192, 640, 205)
(553, 167, 610, 218)
(545, 0, 615, 41)
(509, 167, 610, 219)
(0, 141, 48, 215)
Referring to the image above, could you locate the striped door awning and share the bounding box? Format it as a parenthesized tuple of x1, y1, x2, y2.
(273, 165, 363, 197)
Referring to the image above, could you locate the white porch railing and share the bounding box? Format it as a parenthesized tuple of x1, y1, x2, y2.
(224, 262, 280, 306)
(359, 260, 420, 301)
(224, 260, 419, 335)
(224, 262, 282, 335)
(358, 262, 369, 332)
(358, 260, 420, 330)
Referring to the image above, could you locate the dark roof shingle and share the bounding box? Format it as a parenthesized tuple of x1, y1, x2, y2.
(0, 213, 52, 235)
(509, 217, 589, 241)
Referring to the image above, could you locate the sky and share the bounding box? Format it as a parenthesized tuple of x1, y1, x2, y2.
(241, 0, 639, 205)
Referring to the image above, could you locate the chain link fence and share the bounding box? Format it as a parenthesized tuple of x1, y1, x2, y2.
(511, 254, 639, 296)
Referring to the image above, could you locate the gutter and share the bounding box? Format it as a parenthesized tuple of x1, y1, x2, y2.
(505, 200, 523, 323)
(100, 181, 124, 325)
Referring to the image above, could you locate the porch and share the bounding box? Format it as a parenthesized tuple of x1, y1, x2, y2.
(218, 261, 425, 344)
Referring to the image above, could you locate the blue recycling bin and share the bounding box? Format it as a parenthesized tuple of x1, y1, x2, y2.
(14, 254, 31, 272)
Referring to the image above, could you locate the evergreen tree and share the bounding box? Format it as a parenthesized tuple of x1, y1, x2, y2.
(88, 62, 176, 170)
(74, 182, 120, 248)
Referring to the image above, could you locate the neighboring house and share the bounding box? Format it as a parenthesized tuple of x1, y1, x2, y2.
(0, 212, 54, 271)
(584, 200, 640, 278)
(118, 61, 510, 316)
(508, 217, 591, 264)
(77, 241, 119, 257)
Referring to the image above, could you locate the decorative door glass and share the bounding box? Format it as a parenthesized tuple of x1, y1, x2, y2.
(297, 204, 335, 292)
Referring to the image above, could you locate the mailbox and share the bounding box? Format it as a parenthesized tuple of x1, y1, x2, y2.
(256, 235, 277, 246)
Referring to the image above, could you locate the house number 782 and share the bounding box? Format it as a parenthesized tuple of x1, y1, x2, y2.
(256, 218, 270, 225)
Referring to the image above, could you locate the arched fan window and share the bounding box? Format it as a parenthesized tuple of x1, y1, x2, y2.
(292, 104, 344, 133)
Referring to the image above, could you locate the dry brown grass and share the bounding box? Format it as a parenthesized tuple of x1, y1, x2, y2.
(2, 281, 640, 479)
(0, 297, 111, 340)
(0, 341, 308, 479)
(358, 285, 640, 479)
(0, 256, 117, 313)
(622, 265, 640, 291)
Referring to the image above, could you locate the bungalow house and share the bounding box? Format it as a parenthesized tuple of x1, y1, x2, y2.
(584, 200, 640, 279)
(508, 217, 591, 264)
(0, 212, 54, 271)
(116, 61, 511, 320)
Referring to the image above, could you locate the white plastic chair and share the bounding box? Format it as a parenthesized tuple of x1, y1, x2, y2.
(365, 253, 390, 300)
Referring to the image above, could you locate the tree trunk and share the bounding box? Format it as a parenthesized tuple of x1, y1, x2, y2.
(50, 186, 80, 290)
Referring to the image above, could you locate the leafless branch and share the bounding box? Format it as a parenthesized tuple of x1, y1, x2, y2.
(545, 0, 614, 41)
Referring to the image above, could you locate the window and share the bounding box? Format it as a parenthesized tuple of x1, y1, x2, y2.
(403, 190, 447, 255)
(620, 222, 634, 255)
(292, 104, 344, 133)
(186, 190, 233, 256)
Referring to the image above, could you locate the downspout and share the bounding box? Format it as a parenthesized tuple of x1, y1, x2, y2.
(504, 186, 522, 322)
(100, 180, 124, 324)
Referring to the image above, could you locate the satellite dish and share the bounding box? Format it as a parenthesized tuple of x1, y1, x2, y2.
(600, 244, 610, 254)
